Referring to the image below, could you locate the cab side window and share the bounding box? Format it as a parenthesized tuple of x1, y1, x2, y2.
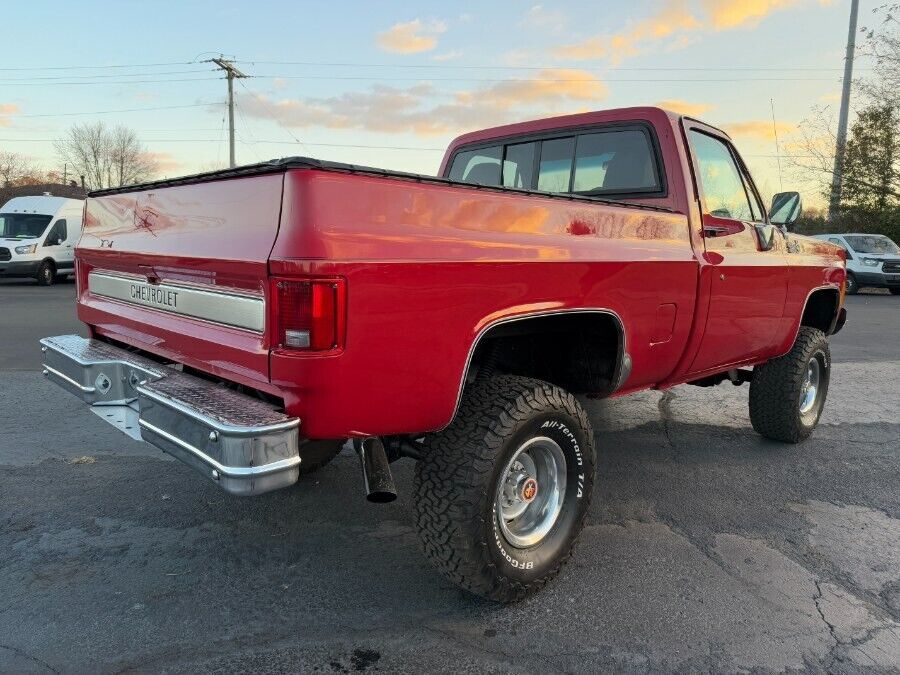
(45, 219, 67, 246)
(689, 130, 755, 221)
(448, 146, 502, 185)
(829, 237, 853, 259)
(537, 137, 576, 192)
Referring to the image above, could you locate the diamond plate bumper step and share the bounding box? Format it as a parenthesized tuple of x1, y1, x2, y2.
(39, 335, 301, 496)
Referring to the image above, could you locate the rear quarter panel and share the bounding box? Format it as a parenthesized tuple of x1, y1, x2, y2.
(270, 168, 699, 437)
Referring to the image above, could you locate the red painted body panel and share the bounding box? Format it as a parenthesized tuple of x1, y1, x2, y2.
(72, 107, 845, 439)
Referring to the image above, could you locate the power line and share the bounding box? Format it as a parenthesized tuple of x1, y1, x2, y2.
(250, 74, 843, 83)
(0, 60, 200, 71)
(3, 76, 221, 87)
(0, 137, 446, 150)
(239, 60, 870, 72)
(16, 102, 222, 118)
(0, 68, 216, 82)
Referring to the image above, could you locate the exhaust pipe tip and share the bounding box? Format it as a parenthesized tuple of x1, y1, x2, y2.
(354, 437, 398, 503)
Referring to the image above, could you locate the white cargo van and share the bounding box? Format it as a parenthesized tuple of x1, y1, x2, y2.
(0, 194, 84, 285)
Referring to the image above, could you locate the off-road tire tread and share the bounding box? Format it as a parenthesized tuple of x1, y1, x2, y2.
(749, 327, 829, 443)
(413, 375, 594, 602)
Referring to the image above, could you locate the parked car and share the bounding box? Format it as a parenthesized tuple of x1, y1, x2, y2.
(811, 233, 900, 294)
(0, 194, 84, 285)
(40, 107, 847, 601)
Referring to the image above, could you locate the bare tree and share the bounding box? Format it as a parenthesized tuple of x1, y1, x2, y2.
(860, 3, 900, 108)
(0, 151, 37, 186)
(54, 122, 157, 190)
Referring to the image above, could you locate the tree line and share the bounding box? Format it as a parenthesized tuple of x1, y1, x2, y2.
(1, 122, 157, 191)
(791, 3, 900, 242)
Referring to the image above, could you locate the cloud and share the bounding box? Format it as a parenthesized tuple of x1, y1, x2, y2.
(376, 19, 446, 54)
(521, 5, 567, 33)
(656, 100, 714, 117)
(724, 120, 795, 140)
(235, 69, 607, 136)
(272, 77, 288, 90)
(139, 151, 182, 173)
(0, 103, 19, 127)
(701, 0, 801, 29)
(554, 0, 701, 62)
(555, 0, 821, 62)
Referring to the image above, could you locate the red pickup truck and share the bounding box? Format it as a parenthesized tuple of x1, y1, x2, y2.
(41, 107, 846, 601)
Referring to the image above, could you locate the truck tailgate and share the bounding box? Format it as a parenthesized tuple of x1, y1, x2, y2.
(75, 173, 284, 390)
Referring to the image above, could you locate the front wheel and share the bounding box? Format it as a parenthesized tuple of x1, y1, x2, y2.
(749, 327, 831, 443)
(845, 272, 859, 295)
(35, 261, 56, 286)
(413, 375, 595, 602)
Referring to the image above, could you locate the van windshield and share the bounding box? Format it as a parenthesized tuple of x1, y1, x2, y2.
(843, 235, 900, 255)
(0, 213, 53, 238)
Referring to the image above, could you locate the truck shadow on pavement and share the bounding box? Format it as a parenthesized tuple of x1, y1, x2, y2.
(2, 389, 898, 673)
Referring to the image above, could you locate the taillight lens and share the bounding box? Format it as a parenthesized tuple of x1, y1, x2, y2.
(273, 278, 346, 351)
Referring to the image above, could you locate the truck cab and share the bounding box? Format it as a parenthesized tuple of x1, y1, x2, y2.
(0, 194, 84, 285)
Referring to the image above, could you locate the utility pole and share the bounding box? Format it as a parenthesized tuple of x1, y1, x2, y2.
(209, 56, 247, 168)
(828, 0, 860, 224)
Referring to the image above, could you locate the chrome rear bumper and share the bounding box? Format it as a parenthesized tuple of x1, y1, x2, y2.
(39, 335, 301, 496)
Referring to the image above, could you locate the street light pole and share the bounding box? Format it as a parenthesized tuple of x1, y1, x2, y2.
(828, 0, 860, 224)
(210, 57, 247, 168)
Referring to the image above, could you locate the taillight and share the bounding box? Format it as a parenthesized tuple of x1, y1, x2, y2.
(273, 278, 346, 351)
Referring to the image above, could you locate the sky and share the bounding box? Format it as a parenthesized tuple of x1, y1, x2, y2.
(1, 0, 879, 207)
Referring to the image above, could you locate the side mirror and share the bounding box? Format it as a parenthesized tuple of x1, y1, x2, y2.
(769, 191, 802, 227)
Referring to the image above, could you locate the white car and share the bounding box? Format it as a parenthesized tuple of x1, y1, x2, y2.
(0, 194, 84, 286)
(812, 233, 900, 295)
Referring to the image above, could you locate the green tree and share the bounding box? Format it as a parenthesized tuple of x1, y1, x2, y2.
(841, 104, 899, 211)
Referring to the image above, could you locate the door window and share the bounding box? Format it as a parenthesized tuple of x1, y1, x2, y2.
(44, 219, 67, 246)
(689, 130, 755, 221)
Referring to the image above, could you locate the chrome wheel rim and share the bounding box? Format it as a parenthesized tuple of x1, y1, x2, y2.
(799, 356, 821, 415)
(495, 436, 567, 549)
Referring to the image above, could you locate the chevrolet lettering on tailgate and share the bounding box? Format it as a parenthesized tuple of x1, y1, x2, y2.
(131, 283, 178, 308)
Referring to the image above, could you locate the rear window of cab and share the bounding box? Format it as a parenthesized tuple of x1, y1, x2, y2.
(447, 125, 664, 198)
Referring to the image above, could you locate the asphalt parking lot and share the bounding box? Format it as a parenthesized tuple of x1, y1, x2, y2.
(1, 278, 898, 674)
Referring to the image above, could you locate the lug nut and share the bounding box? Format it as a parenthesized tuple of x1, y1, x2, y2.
(209, 431, 219, 442)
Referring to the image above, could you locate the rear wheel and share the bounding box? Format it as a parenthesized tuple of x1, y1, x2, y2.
(749, 327, 830, 443)
(845, 272, 859, 295)
(413, 375, 595, 602)
(35, 260, 55, 286)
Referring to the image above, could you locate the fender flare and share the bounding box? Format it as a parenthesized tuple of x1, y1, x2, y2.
(444, 308, 630, 429)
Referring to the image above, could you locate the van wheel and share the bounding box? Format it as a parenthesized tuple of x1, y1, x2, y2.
(845, 272, 859, 295)
(749, 327, 830, 443)
(298, 439, 345, 476)
(413, 375, 595, 602)
(36, 261, 56, 286)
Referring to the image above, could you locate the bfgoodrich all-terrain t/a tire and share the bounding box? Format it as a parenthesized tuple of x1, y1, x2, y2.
(749, 327, 831, 443)
(413, 375, 595, 602)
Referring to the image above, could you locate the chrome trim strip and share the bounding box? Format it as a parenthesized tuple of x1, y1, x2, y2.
(138, 418, 301, 478)
(88, 271, 265, 332)
(137, 384, 300, 436)
(446, 308, 627, 429)
(42, 363, 96, 393)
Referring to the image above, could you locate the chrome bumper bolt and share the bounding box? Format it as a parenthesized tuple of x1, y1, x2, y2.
(209, 431, 219, 443)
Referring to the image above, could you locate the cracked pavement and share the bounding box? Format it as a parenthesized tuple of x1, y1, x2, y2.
(1, 280, 898, 673)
